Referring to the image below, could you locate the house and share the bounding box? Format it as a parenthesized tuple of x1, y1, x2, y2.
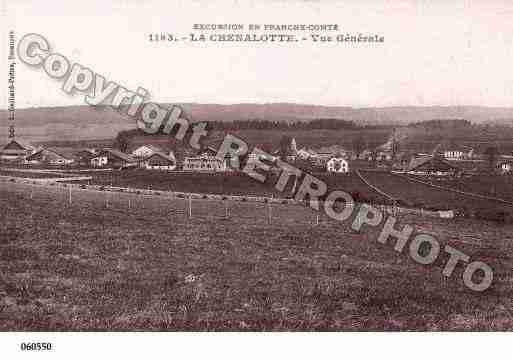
(75, 149, 97, 166)
(141, 151, 176, 170)
(182, 146, 228, 172)
(326, 157, 349, 173)
(0, 139, 37, 161)
(25, 148, 74, 165)
(247, 150, 276, 163)
(296, 148, 313, 160)
(441, 145, 474, 161)
(498, 159, 513, 174)
(91, 149, 135, 168)
(183, 153, 227, 172)
(376, 151, 393, 161)
(407, 156, 461, 176)
(309, 152, 335, 167)
(131, 144, 163, 159)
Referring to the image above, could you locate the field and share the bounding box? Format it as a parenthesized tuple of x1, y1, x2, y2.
(1, 181, 513, 330)
(359, 171, 513, 217)
(409, 174, 513, 201)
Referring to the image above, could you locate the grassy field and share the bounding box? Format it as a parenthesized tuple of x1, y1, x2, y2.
(360, 171, 513, 217)
(1, 181, 513, 330)
(63, 170, 389, 203)
(408, 174, 513, 202)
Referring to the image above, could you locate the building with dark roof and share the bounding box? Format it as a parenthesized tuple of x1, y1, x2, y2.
(25, 148, 74, 165)
(407, 156, 461, 176)
(141, 151, 176, 170)
(0, 139, 37, 161)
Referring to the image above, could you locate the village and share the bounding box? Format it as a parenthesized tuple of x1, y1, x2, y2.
(1, 132, 513, 177)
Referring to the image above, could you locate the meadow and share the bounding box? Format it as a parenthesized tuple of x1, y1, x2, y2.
(1, 181, 513, 330)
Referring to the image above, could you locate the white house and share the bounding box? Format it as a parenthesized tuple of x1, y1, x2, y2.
(442, 146, 474, 161)
(183, 153, 227, 172)
(131, 144, 162, 159)
(296, 148, 312, 160)
(91, 149, 135, 168)
(498, 160, 513, 174)
(326, 157, 349, 173)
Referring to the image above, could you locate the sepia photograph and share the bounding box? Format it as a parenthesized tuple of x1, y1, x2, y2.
(1, 0, 512, 357)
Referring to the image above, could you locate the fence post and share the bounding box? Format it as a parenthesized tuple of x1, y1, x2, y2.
(188, 194, 192, 218)
(68, 186, 72, 205)
(128, 198, 131, 210)
(316, 214, 319, 226)
(225, 200, 229, 219)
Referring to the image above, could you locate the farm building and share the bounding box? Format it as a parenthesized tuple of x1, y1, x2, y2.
(141, 151, 176, 170)
(407, 156, 461, 176)
(25, 148, 74, 165)
(91, 149, 135, 168)
(326, 157, 349, 173)
(0, 139, 37, 161)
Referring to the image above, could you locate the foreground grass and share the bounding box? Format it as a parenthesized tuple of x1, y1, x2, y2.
(1, 184, 513, 331)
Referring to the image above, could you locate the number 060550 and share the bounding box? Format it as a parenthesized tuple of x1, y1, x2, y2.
(20, 342, 52, 351)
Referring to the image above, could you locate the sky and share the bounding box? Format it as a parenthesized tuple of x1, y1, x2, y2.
(2, 0, 513, 109)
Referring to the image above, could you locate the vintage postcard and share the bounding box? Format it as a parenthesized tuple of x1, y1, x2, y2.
(1, 0, 513, 356)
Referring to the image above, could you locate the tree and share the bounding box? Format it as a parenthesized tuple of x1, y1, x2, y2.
(484, 146, 499, 174)
(353, 135, 365, 157)
(114, 132, 129, 153)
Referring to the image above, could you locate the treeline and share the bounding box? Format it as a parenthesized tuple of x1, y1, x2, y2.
(407, 119, 472, 128)
(203, 118, 361, 131)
